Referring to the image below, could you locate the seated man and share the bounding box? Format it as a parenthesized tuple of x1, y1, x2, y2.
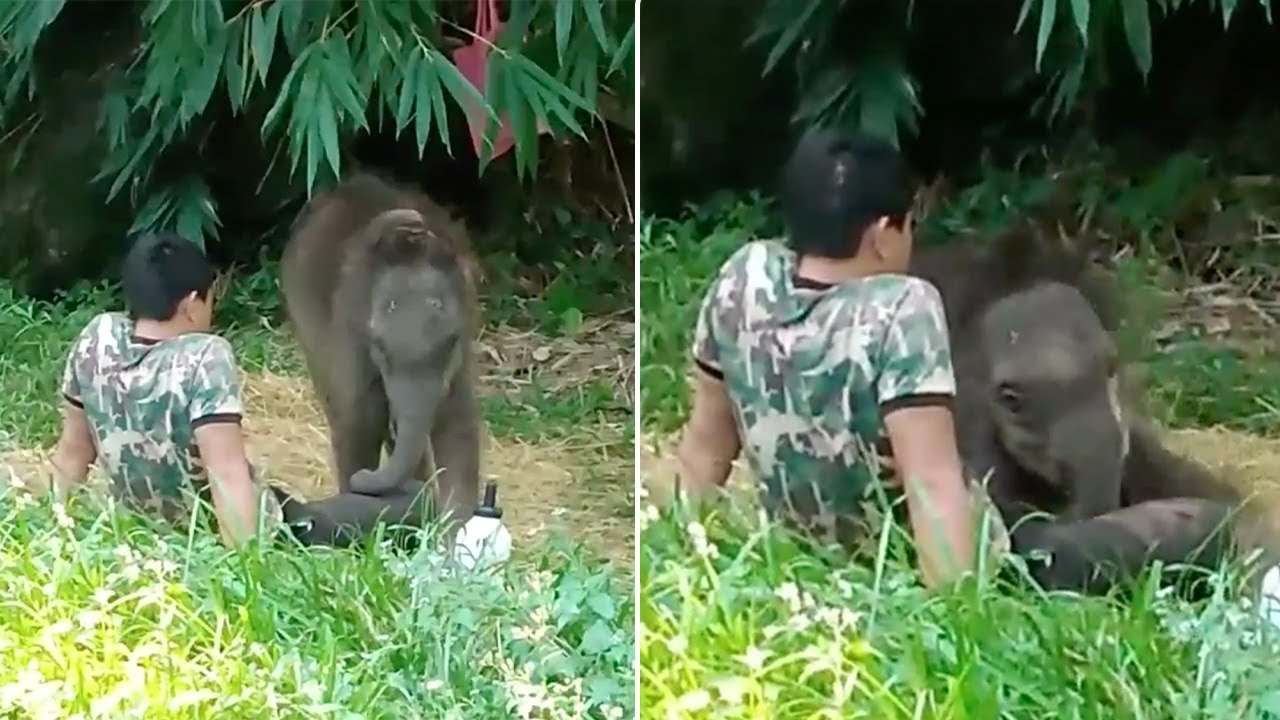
(49, 231, 431, 551)
(675, 128, 988, 588)
(49, 231, 277, 546)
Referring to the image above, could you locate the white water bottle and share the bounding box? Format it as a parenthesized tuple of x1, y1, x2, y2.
(1258, 563, 1280, 630)
(453, 481, 513, 571)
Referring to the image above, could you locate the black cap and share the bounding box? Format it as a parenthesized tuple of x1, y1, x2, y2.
(475, 481, 503, 519)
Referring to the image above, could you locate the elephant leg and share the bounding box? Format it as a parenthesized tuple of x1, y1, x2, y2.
(1008, 497, 1236, 598)
(428, 375, 481, 533)
(329, 377, 390, 494)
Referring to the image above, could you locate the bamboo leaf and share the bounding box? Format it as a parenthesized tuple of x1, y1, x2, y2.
(568, 31, 599, 111)
(394, 47, 422, 134)
(428, 62, 452, 156)
(607, 21, 633, 77)
(261, 45, 311, 136)
(224, 19, 248, 112)
(555, 0, 574, 65)
(582, 0, 611, 52)
(761, 0, 822, 76)
(512, 52, 592, 114)
(316, 85, 342, 182)
(183, 27, 226, 121)
(413, 52, 435, 156)
(476, 55, 508, 172)
(505, 57, 534, 178)
(1222, 0, 1238, 25)
(1121, 0, 1153, 77)
(1015, 0, 1037, 33)
(1035, 0, 1057, 72)
(1069, 0, 1089, 40)
(319, 35, 369, 129)
(435, 47, 495, 125)
(249, 1, 281, 86)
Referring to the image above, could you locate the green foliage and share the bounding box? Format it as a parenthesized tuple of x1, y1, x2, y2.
(746, 0, 1273, 146)
(0, 489, 634, 719)
(0, 0, 635, 249)
(639, 492, 1280, 718)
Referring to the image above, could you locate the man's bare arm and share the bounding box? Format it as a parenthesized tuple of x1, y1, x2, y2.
(675, 366, 742, 499)
(194, 422, 262, 548)
(883, 403, 977, 588)
(50, 400, 97, 495)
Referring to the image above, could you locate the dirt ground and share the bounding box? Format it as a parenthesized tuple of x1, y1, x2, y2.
(0, 321, 636, 570)
(640, 426, 1280, 547)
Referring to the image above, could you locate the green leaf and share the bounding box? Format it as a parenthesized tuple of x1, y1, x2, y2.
(476, 55, 508, 172)
(261, 45, 312, 136)
(183, 27, 227, 121)
(1121, 0, 1153, 78)
(1035, 0, 1057, 72)
(435, 49, 492, 124)
(413, 53, 436, 157)
(319, 36, 369, 129)
(760, 0, 823, 76)
(607, 21, 633, 78)
(223, 20, 248, 112)
(427, 57, 453, 157)
(1069, 0, 1089, 40)
(1014, 0, 1037, 33)
(581, 0, 611, 52)
(316, 85, 342, 184)
(554, 0, 574, 65)
(579, 619, 615, 656)
(1222, 0, 1239, 25)
(394, 48, 423, 134)
(568, 33, 599, 112)
(249, 1, 281, 86)
(505, 59, 536, 179)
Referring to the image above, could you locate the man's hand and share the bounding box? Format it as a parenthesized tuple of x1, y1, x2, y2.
(883, 402, 977, 588)
(674, 367, 742, 501)
(194, 421, 263, 548)
(50, 400, 96, 495)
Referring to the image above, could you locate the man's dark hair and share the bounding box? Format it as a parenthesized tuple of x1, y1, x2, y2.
(778, 126, 914, 259)
(121, 232, 218, 321)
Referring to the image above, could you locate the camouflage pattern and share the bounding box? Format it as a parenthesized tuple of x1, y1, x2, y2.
(692, 239, 957, 546)
(60, 311, 282, 528)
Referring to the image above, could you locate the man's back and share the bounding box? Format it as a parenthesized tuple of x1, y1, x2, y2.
(692, 239, 955, 543)
(61, 311, 245, 519)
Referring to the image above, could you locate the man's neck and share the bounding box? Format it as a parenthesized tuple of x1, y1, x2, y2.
(795, 254, 885, 286)
(132, 318, 196, 341)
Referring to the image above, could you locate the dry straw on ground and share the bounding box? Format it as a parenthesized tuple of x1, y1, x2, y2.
(640, 427, 1280, 550)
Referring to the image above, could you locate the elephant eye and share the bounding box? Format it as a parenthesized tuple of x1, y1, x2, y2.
(996, 383, 1022, 413)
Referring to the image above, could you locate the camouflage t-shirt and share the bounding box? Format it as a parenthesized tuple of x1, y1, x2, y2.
(60, 311, 278, 526)
(692, 239, 957, 545)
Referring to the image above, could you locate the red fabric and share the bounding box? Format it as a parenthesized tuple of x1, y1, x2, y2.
(451, 0, 549, 161)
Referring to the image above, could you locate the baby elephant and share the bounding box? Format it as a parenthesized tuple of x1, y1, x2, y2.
(281, 173, 482, 535)
(909, 235, 1250, 597)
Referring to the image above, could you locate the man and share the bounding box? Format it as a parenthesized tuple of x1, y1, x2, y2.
(675, 127, 981, 588)
(49, 231, 276, 547)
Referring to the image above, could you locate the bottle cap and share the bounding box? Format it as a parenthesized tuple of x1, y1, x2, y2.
(474, 481, 503, 519)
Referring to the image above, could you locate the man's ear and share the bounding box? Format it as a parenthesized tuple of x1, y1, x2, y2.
(177, 291, 199, 321)
(868, 216, 892, 259)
